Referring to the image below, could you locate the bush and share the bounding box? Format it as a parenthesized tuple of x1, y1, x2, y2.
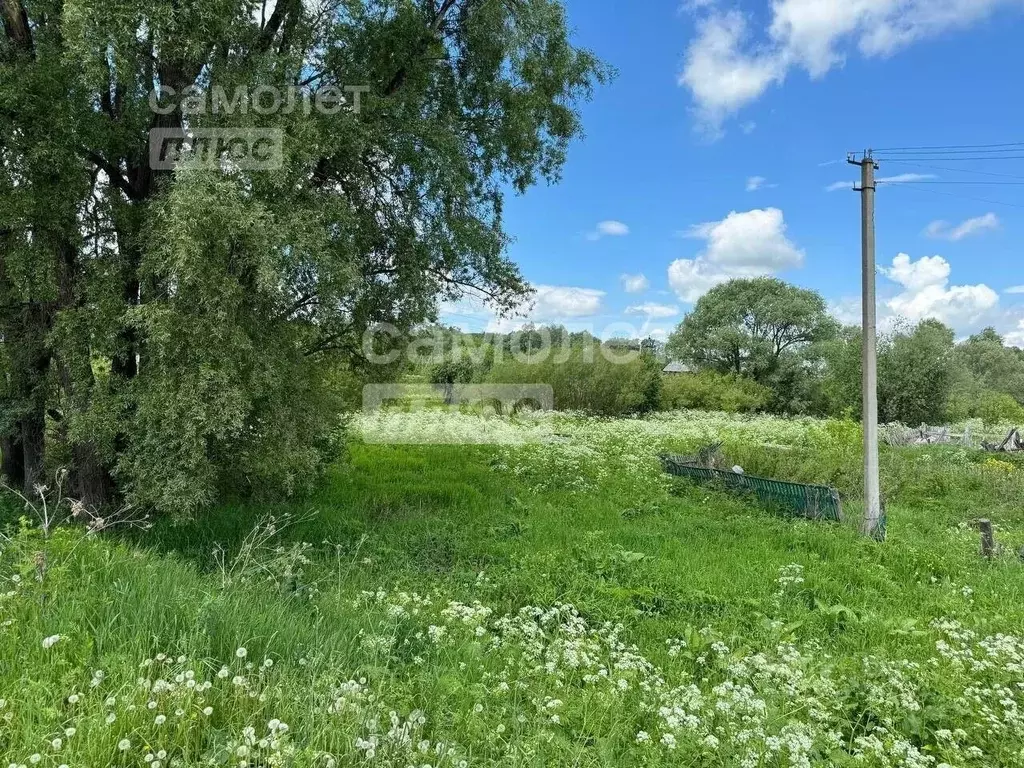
(976, 391, 1024, 426)
(659, 370, 770, 414)
(485, 348, 662, 416)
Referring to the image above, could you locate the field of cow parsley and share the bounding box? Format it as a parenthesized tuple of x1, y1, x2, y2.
(4, 410, 1024, 766)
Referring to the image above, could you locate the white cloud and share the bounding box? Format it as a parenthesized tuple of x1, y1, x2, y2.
(587, 220, 630, 241)
(1005, 319, 1024, 348)
(825, 180, 855, 193)
(679, 12, 788, 133)
(878, 173, 939, 185)
(880, 252, 999, 327)
(1005, 285, 1024, 294)
(440, 284, 605, 334)
(829, 297, 863, 327)
(668, 207, 804, 302)
(530, 285, 605, 318)
(620, 273, 650, 294)
(746, 175, 766, 191)
(625, 303, 680, 319)
(826, 173, 936, 192)
(681, 0, 1021, 130)
(925, 212, 1000, 241)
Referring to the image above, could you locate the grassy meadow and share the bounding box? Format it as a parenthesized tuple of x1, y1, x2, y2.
(3, 410, 1024, 766)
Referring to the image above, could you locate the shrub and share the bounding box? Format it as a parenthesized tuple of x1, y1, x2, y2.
(976, 391, 1024, 426)
(485, 349, 662, 416)
(659, 370, 770, 414)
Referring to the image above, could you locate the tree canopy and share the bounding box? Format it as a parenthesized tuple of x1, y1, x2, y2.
(667, 277, 837, 379)
(0, 0, 607, 513)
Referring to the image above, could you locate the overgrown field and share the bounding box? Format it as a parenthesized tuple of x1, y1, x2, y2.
(3, 411, 1024, 767)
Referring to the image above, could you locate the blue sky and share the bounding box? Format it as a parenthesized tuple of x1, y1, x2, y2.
(442, 0, 1024, 345)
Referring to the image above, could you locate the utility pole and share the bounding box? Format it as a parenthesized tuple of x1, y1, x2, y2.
(848, 150, 883, 540)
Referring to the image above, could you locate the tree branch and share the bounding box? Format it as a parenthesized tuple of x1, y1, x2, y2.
(81, 150, 143, 202)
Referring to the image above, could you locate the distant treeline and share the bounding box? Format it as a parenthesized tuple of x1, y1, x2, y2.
(400, 277, 1024, 423)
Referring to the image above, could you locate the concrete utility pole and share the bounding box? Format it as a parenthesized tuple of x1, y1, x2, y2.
(848, 150, 883, 540)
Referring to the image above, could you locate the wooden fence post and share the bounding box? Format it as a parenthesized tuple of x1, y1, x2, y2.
(979, 519, 995, 559)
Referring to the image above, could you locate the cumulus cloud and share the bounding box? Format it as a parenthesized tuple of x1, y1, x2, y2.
(925, 212, 1000, 241)
(746, 175, 767, 191)
(625, 303, 681, 319)
(620, 273, 650, 294)
(680, 0, 1021, 130)
(530, 285, 606, 318)
(668, 208, 804, 302)
(1005, 319, 1024, 348)
(440, 284, 605, 334)
(587, 220, 630, 241)
(826, 173, 937, 192)
(880, 253, 999, 328)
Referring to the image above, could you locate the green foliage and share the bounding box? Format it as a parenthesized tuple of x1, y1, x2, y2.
(877, 319, 956, 425)
(952, 391, 1024, 426)
(659, 370, 770, 413)
(0, 0, 607, 512)
(486, 346, 663, 416)
(667, 277, 837, 414)
(667, 277, 837, 381)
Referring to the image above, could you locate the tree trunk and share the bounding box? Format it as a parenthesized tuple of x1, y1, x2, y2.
(72, 442, 114, 509)
(0, 432, 24, 489)
(19, 400, 44, 495)
(53, 238, 116, 508)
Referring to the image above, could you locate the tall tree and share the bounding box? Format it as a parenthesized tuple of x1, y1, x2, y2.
(667, 278, 837, 410)
(0, 0, 607, 513)
(877, 319, 956, 426)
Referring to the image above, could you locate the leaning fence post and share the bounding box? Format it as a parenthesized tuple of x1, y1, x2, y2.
(979, 519, 995, 559)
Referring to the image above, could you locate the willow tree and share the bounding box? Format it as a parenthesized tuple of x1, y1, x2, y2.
(0, 0, 607, 512)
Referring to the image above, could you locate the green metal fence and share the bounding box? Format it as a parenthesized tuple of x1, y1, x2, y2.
(660, 454, 843, 522)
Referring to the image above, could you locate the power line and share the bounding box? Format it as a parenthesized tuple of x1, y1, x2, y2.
(871, 141, 1024, 152)
(880, 182, 1024, 209)
(873, 155, 1024, 161)
(879, 180, 1024, 185)
(874, 162, 1024, 180)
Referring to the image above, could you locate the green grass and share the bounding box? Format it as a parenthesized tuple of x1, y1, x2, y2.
(3, 411, 1024, 766)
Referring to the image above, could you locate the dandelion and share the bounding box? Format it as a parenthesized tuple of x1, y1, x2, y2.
(203, 706, 214, 716)
(106, 713, 117, 725)
(155, 714, 167, 725)
(50, 738, 61, 751)
(236, 647, 248, 659)
(63, 728, 75, 738)
(118, 738, 131, 751)
(636, 731, 650, 743)
(41, 635, 61, 649)
(28, 756, 40, 765)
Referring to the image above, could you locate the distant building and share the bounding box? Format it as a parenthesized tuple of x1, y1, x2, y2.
(662, 361, 694, 375)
